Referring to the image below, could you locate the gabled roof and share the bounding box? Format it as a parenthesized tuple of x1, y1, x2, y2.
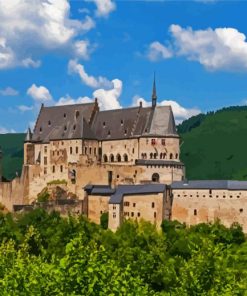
(32, 103, 96, 142)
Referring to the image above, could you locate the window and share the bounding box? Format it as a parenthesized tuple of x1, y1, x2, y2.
(151, 139, 156, 145)
(240, 208, 243, 213)
(39, 127, 42, 133)
(113, 213, 116, 218)
(137, 212, 140, 217)
(103, 121, 106, 127)
(108, 130, 111, 136)
(194, 209, 197, 216)
(52, 166, 55, 173)
(154, 153, 157, 159)
(131, 212, 134, 217)
(123, 154, 128, 162)
(124, 129, 127, 136)
(152, 173, 160, 182)
(64, 125, 67, 131)
(44, 167, 47, 174)
(110, 154, 114, 162)
(133, 203, 136, 207)
(44, 146, 47, 153)
(89, 147, 92, 155)
(170, 153, 173, 159)
(103, 154, 108, 162)
(73, 125, 76, 130)
(209, 189, 212, 194)
(75, 110, 80, 119)
(175, 153, 178, 159)
(64, 113, 66, 118)
(124, 202, 130, 207)
(48, 120, 51, 126)
(121, 119, 124, 125)
(132, 148, 135, 154)
(85, 147, 87, 154)
(154, 212, 157, 218)
(76, 147, 79, 154)
(70, 147, 73, 154)
(94, 147, 96, 155)
(161, 139, 166, 145)
(152, 202, 155, 208)
(150, 153, 153, 159)
(60, 165, 63, 173)
(113, 205, 116, 210)
(117, 154, 121, 162)
(44, 157, 47, 165)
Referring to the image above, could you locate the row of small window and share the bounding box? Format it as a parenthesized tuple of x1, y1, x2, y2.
(141, 153, 178, 160)
(103, 154, 129, 163)
(124, 202, 155, 208)
(123, 212, 157, 218)
(193, 208, 244, 216)
(43, 165, 65, 174)
(149, 139, 166, 146)
(50, 147, 80, 158)
(177, 194, 241, 199)
(85, 147, 97, 156)
(146, 165, 183, 169)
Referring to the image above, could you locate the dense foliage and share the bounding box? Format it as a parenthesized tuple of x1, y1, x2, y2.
(0, 209, 246, 295)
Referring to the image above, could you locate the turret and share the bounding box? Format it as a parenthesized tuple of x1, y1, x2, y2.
(25, 127, 32, 143)
(152, 73, 157, 108)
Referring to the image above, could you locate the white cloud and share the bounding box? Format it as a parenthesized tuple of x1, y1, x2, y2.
(88, 0, 116, 17)
(27, 84, 52, 102)
(147, 41, 173, 61)
(68, 59, 113, 89)
(132, 95, 201, 123)
(0, 87, 19, 96)
(56, 79, 122, 110)
(74, 40, 92, 60)
(148, 24, 247, 71)
(18, 105, 34, 112)
(0, 0, 95, 69)
(0, 126, 16, 134)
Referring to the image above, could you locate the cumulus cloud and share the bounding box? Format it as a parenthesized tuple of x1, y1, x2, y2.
(18, 105, 34, 112)
(132, 95, 201, 123)
(0, 87, 19, 96)
(0, 0, 96, 69)
(56, 79, 122, 110)
(27, 84, 52, 102)
(88, 0, 116, 17)
(147, 41, 173, 61)
(68, 59, 113, 89)
(147, 24, 247, 71)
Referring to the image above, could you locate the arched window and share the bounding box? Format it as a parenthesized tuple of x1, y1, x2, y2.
(170, 153, 173, 159)
(160, 153, 163, 159)
(150, 153, 153, 159)
(154, 153, 157, 159)
(175, 153, 178, 159)
(103, 154, 108, 162)
(163, 153, 166, 159)
(123, 154, 128, 162)
(117, 154, 121, 162)
(75, 110, 80, 119)
(152, 173, 160, 183)
(110, 154, 114, 162)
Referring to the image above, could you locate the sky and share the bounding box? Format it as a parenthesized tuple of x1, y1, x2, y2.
(1, 0, 247, 133)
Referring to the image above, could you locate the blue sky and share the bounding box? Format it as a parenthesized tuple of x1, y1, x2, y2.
(1, 0, 247, 133)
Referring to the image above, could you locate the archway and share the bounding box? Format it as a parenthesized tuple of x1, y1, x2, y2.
(116, 154, 121, 162)
(110, 154, 114, 162)
(152, 173, 160, 183)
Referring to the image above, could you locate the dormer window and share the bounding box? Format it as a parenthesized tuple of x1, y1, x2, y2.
(48, 120, 51, 126)
(64, 113, 66, 118)
(108, 130, 111, 137)
(124, 129, 127, 136)
(73, 125, 76, 130)
(103, 121, 106, 127)
(39, 127, 42, 133)
(121, 120, 124, 126)
(64, 126, 67, 131)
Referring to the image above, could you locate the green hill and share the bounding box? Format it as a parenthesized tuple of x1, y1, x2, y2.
(0, 133, 25, 180)
(179, 106, 247, 180)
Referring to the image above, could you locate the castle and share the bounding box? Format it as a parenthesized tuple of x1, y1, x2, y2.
(0, 80, 247, 232)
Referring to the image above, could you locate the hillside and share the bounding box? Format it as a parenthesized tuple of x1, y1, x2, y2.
(179, 106, 247, 180)
(0, 133, 25, 180)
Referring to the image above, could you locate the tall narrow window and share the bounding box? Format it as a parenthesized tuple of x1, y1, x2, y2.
(194, 209, 197, 216)
(52, 166, 55, 173)
(152, 202, 155, 208)
(60, 165, 63, 173)
(70, 147, 73, 154)
(76, 147, 79, 154)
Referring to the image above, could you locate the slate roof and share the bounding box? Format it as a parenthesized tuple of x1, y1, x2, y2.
(84, 185, 115, 196)
(171, 180, 247, 190)
(109, 184, 166, 204)
(32, 103, 96, 142)
(31, 101, 178, 143)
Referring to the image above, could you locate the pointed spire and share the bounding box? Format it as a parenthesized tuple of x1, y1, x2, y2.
(152, 72, 157, 108)
(25, 127, 32, 142)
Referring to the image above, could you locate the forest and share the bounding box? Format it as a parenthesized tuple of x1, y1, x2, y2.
(0, 208, 246, 295)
